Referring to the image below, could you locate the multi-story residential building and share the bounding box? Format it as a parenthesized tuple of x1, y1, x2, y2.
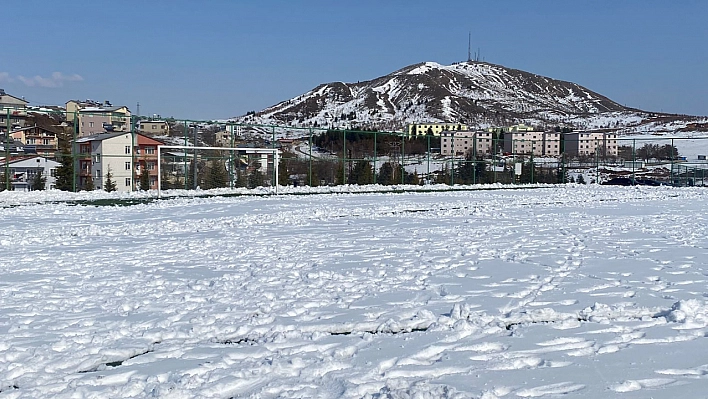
(472, 131, 496, 156)
(564, 132, 618, 157)
(0, 89, 29, 129)
(0, 155, 59, 191)
(503, 131, 561, 157)
(541, 132, 562, 156)
(139, 120, 170, 135)
(408, 123, 468, 137)
(66, 100, 132, 137)
(11, 124, 60, 157)
(440, 130, 498, 157)
(134, 133, 164, 190)
(440, 131, 475, 156)
(74, 131, 163, 192)
(504, 131, 542, 156)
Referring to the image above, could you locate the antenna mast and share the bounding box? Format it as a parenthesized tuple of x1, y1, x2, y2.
(467, 32, 471, 62)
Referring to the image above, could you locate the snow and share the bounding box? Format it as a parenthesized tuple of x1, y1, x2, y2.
(2, 185, 708, 398)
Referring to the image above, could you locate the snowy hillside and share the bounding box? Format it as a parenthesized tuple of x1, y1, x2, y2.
(233, 61, 707, 135)
(2, 186, 708, 397)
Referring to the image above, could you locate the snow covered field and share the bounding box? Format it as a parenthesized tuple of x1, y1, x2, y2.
(2, 186, 708, 398)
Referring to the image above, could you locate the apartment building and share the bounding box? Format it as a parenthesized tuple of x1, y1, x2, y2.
(503, 131, 561, 157)
(139, 120, 170, 135)
(440, 130, 497, 157)
(11, 124, 60, 157)
(408, 123, 468, 137)
(564, 132, 618, 157)
(66, 100, 132, 137)
(74, 132, 163, 192)
(0, 89, 29, 129)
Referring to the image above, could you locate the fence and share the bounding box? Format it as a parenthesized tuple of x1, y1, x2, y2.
(1, 106, 707, 192)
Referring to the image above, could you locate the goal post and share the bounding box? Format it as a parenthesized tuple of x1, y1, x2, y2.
(157, 145, 280, 197)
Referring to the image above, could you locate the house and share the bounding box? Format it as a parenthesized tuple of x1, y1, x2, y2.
(408, 123, 468, 137)
(74, 132, 163, 192)
(0, 155, 60, 191)
(0, 137, 26, 155)
(65, 100, 132, 137)
(0, 88, 29, 129)
(139, 120, 170, 135)
(564, 131, 618, 157)
(10, 124, 60, 157)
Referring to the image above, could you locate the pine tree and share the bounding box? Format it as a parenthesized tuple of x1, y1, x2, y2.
(32, 170, 46, 191)
(83, 175, 95, 191)
(235, 169, 248, 188)
(54, 149, 74, 192)
(0, 170, 8, 191)
(576, 174, 586, 184)
(277, 160, 290, 186)
(139, 166, 150, 190)
(104, 168, 117, 192)
(408, 169, 420, 185)
(307, 168, 319, 187)
(335, 162, 345, 185)
(350, 160, 373, 185)
(378, 162, 394, 185)
(248, 170, 264, 188)
(205, 160, 228, 189)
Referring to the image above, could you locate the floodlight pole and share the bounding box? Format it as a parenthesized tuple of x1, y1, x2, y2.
(157, 145, 162, 197)
(5, 109, 9, 191)
(193, 124, 198, 189)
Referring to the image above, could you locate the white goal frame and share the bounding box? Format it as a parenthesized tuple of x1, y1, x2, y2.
(157, 145, 280, 197)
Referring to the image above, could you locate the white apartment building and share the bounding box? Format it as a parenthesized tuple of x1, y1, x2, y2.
(440, 131, 497, 157)
(564, 132, 618, 157)
(503, 131, 561, 156)
(75, 132, 133, 192)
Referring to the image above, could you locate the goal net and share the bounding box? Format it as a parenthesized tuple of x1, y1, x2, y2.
(157, 145, 280, 195)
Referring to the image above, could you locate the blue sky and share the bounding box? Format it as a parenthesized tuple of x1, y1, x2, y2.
(3, 1, 706, 120)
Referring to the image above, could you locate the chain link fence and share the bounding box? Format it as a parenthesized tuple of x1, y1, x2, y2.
(2, 107, 707, 192)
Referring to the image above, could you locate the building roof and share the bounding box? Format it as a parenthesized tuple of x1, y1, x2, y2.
(0, 155, 60, 166)
(0, 90, 29, 105)
(75, 131, 164, 145)
(80, 106, 129, 113)
(11, 124, 61, 135)
(74, 132, 128, 143)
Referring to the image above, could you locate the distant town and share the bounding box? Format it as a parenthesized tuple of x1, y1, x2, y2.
(0, 88, 702, 193)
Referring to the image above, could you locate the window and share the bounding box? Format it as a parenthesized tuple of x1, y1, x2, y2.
(89, 122, 94, 128)
(93, 154, 101, 163)
(125, 146, 131, 154)
(95, 170, 101, 178)
(145, 147, 155, 155)
(125, 178, 131, 187)
(43, 139, 50, 145)
(50, 169, 56, 177)
(147, 162, 155, 171)
(125, 162, 131, 170)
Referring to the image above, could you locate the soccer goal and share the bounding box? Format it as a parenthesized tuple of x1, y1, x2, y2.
(157, 145, 280, 197)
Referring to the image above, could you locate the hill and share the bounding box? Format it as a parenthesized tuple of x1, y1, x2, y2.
(234, 61, 705, 135)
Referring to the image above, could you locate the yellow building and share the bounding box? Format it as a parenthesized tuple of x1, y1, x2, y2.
(407, 123, 468, 137)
